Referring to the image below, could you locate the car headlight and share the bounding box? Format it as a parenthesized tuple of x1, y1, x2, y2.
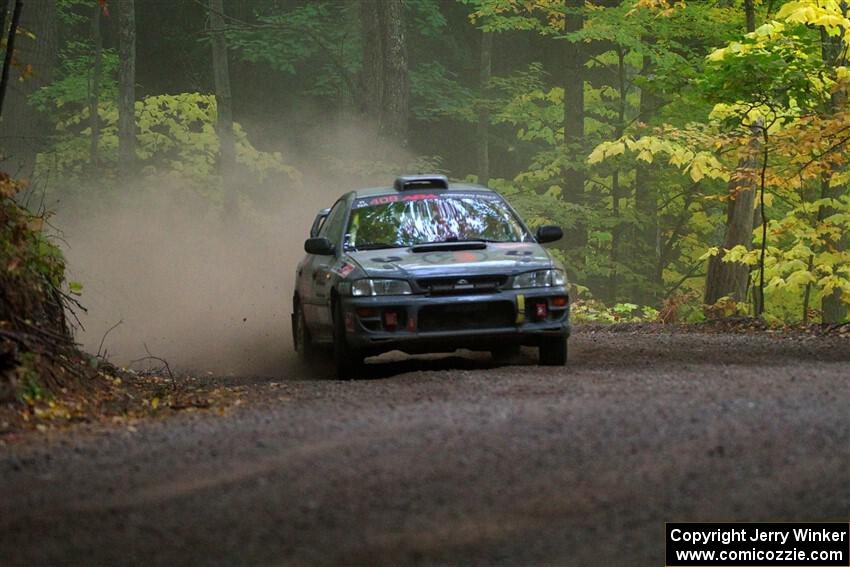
(512, 269, 566, 289)
(351, 279, 413, 296)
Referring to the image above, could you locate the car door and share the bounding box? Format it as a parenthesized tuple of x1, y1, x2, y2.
(301, 199, 347, 339)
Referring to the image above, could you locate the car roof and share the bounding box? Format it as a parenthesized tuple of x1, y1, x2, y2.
(352, 182, 497, 199)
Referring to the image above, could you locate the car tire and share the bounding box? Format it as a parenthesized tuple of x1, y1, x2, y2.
(538, 336, 567, 366)
(293, 302, 317, 362)
(332, 301, 364, 380)
(491, 344, 521, 363)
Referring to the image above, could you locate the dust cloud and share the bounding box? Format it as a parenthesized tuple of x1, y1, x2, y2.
(54, 125, 413, 376)
(58, 180, 313, 376)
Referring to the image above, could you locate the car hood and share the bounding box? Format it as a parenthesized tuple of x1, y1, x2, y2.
(346, 242, 554, 280)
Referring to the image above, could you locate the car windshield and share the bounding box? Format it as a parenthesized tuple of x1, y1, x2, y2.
(345, 192, 531, 250)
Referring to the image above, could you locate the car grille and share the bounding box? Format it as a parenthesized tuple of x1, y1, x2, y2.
(417, 275, 507, 295)
(418, 301, 515, 332)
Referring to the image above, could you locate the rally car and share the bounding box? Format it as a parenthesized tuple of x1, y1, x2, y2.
(292, 175, 570, 379)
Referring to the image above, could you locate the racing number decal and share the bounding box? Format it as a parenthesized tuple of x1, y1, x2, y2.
(369, 195, 398, 205)
(366, 193, 439, 206)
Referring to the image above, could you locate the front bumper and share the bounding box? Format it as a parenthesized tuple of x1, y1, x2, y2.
(340, 288, 570, 355)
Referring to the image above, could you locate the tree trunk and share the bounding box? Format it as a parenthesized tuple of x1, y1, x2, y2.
(704, 130, 759, 306)
(561, 0, 586, 267)
(209, 0, 237, 214)
(117, 0, 136, 179)
(0, 3, 7, 49)
(819, 176, 847, 322)
(609, 48, 627, 301)
(819, 25, 848, 323)
(0, 0, 22, 119)
(359, 1, 382, 119)
(744, 0, 756, 34)
(89, 1, 102, 167)
(0, 0, 57, 179)
(376, 0, 408, 147)
(702, 5, 758, 310)
(634, 54, 660, 304)
(476, 30, 492, 185)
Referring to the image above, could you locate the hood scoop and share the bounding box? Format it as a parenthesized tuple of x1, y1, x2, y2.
(411, 241, 487, 253)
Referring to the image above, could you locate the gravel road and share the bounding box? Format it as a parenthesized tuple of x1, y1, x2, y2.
(1, 327, 848, 566)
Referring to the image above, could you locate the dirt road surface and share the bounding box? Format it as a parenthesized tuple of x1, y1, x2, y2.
(1, 327, 848, 566)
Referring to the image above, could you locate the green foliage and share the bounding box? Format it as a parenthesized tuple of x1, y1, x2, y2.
(16, 353, 47, 404)
(585, 0, 850, 321)
(36, 93, 298, 194)
(224, 1, 358, 83)
(27, 0, 850, 326)
(57, 0, 95, 25)
(701, 22, 829, 128)
(1, 176, 67, 292)
(30, 41, 119, 119)
(411, 62, 476, 122)
(571, 297, 659, 323)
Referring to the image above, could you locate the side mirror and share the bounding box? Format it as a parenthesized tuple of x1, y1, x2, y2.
(304, 237, 335, 256)
(536, 225, 563, 244)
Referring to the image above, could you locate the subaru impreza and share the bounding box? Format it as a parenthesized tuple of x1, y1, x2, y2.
(292, 175, 570, 379)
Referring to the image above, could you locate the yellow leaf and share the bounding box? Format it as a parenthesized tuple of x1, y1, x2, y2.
(607, 141, 626, 157)
(699, 247, 720, 260)
(689, 161, 704, 182)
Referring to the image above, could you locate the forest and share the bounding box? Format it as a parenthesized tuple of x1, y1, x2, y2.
(0, 2, 848, 564)
(1, 0, 849, 334)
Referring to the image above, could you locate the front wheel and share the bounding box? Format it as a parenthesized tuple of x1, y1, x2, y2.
(332, 301, 364, 380)
(538, 336, 567, 366)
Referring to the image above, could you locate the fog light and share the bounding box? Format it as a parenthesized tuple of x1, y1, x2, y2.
(384, 310, 399, 330)
(534, 302, 548, 319)
(552, 296, 568, 307)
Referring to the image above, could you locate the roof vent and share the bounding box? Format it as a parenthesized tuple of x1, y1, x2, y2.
(393, 174, 449, 191)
